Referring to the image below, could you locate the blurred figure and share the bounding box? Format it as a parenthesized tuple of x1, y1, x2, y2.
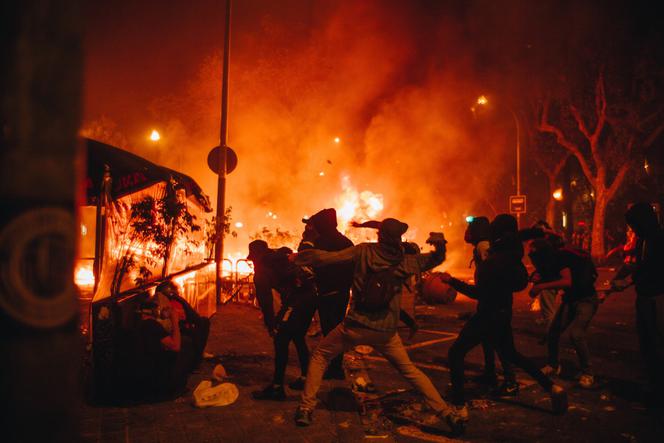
(299, 208, 354, 380)
(247, 240, 318, 400)
(442, 214, 568, 416)
(611, 203, 664, 408)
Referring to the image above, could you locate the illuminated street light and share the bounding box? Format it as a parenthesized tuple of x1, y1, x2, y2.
(149, 129, 161, 142)
(334, 136, 341, 144)
(475, 94, 522, 226)
(553, 188, 563, 201)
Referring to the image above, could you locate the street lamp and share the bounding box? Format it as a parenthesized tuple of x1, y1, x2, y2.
(149, 129, 161, 142)
(475, 95, 522, 226)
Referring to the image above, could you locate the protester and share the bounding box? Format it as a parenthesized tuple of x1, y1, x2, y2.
(611, 202, 664, 408)
(123, 296, 190, 400)
(247, 240, 318, 400)
(155, 281, 210, 369)
(291, 219, 464, 432)
(461, 216, 518, 395)
(441, 214, 568, 416)
(529, 221, 564, 343)
(529, 238, 599, 388)
(299, 208, 354, 380)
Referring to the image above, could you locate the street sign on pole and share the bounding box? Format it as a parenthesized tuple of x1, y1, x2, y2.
(509, 195, 527, 214)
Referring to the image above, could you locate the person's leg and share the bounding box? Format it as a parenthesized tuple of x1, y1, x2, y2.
(300, 323, 351, 411)
(567, 299, 598, 374)
(481, 339, 497, 378)
(546, 303, 572, 369)
(320, 292, 350, 375)
(448, 314, 486, 405)
(272, 329, 291, 386)
(376, 332, 451, 414)
(492, 312, 553, 391)
(539, 289, 558, 327)
(635, 295, 664, 401)
(289, 300, 316, 377)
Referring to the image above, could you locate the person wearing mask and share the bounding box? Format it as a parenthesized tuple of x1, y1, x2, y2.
(291, 219, 464, 433)
(248, 240, 318, 400)
(441, 214, 568, 417)
(299, 208, 354, 380)
(611, 202, 664, 408)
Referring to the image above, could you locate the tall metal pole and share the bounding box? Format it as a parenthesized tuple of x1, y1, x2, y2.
(215, 0, 231, 305)
(509, 107, 521, 228)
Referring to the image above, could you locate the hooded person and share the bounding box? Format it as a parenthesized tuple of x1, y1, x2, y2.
(463, 216, 518, 395)
(440, 214, 568, 417)
(299, 208, 354, 379)
(611, 202, 664, 408)
(291, 219, 464, 433)
(247, 240, 318, 400)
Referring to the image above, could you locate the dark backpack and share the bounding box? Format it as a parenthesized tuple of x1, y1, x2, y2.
(355, 265, 401, 313)
(562, 247, 598, 289)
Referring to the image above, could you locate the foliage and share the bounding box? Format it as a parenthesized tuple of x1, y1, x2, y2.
(111, 179, 202, 293)
(205, 206, 237, 260)
(250, 226, 298, 249)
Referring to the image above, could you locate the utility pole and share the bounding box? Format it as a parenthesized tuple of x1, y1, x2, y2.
(215, 0, 232, 305)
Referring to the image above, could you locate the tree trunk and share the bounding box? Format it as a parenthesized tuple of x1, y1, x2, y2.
(590, 191, 608, 262)
(546, 175, 556, 228)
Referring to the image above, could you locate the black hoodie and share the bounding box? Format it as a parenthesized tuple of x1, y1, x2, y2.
(624, 203, 664, 297)
(301, 209, 354, 297)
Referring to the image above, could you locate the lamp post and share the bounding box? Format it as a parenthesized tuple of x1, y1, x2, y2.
(475, 95, 522, 227)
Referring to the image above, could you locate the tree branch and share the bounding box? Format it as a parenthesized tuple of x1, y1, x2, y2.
(539, 99, 596, 183)
(607, 136, 634, 199)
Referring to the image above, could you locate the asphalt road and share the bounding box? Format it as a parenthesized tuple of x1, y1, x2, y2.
(81, 269, 663, 443)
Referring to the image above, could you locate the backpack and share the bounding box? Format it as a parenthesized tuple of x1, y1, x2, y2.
(561, 247, 598, 289)
(355, 265, 401, 313)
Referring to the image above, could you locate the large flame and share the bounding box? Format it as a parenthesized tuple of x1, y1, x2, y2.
(335, 175, 384, 228)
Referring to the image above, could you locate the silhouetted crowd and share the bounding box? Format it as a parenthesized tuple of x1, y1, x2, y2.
(244, 203, 663, 434)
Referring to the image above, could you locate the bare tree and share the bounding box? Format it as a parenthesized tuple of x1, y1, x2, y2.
(539, 70, 663, 259)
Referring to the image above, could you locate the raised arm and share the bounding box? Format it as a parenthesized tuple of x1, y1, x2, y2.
(293, 246, 357, 267)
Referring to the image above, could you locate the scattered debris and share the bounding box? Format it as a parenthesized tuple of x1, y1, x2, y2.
(271, 414, 286, 425)
(193, 381, 239, 408)
(469, 399, 492, 410)
(603, 406, 616, 412)
(396, 425, 462, 442)
(213, 364, 228, 381)
(621, 433, 637, 442)
(355, 345, 374, 355)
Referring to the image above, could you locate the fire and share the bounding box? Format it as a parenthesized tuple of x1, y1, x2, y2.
(335, 175, 384, 228)
(75, 263, 95, 289)
(476, 95, 488, 105)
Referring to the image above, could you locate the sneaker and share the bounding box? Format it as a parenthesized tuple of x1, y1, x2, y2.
(550, 384, 568, 415)
(295, 406, 313, 427)
(492, 380, 520, 397)
(578, 373, 594, 389)
(541, 365, 561, 377)
(251, 384, 286, 401)
(440, 405, 468, 436)
(288, 377, 306, 391)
